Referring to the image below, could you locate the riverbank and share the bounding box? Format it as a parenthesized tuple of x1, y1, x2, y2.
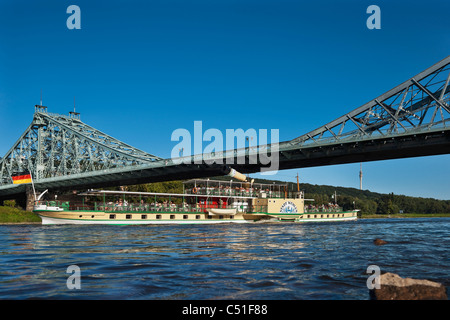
(360, 213, 450, 219)
(0, 206, 41, 224)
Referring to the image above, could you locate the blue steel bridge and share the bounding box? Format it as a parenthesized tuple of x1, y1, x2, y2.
(1, 56, 450, 204)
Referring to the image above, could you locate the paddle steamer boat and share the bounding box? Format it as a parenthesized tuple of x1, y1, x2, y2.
(33, 169, 358, 225)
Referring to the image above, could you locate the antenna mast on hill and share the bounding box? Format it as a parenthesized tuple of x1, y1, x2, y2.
(359, 163, 363, 190)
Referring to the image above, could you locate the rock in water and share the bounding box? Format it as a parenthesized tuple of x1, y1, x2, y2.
(370, 272, 447, 300)
(373, 238, 388, 245)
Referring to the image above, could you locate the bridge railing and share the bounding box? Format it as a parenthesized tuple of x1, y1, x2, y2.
(288, 119, 449, 149)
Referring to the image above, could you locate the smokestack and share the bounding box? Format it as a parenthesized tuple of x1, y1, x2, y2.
(222, 166, 254, 184)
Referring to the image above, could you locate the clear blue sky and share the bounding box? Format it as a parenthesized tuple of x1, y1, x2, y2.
(0, 0, 449, 199)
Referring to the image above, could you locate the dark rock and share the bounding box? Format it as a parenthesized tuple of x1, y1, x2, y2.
(370, 272, 447, 300)
(373, 238, 388, 245)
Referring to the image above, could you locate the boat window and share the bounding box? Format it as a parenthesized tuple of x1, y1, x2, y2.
(183, 215, 188, 219)
(109, 214, 115, 219)
(126, 214, 132, 219)
(91, 215, 95, 218)
(79, 215, 82, 218)
(230, 215, 234, 219)
(219, 215, 224, 219)
(195, 215, 201, 219)
(170, 215, 175, 219)
(141, 214, 147, 219)
(156, 215, 161, 219)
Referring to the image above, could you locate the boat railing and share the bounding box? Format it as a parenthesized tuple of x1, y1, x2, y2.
(304, 205, 343, 213)
(186, 187, 285, 198)
(67, 202, 253, 213)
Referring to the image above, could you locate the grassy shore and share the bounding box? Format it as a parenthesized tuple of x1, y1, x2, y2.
(360, 213, 450, 219)
(0, 206, 41, 224)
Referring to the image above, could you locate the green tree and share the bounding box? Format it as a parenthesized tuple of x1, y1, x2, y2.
(387, 199, 399, 214)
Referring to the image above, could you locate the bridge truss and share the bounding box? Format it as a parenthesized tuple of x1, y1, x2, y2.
(0, 56, 449, 198)
(284, 56, 450, 149)
(272, 56, 450, 169)
(0, 106, 162, 187)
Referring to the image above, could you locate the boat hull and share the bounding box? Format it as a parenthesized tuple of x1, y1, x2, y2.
(36, 210, 358, 225)
(38, 214, 251, 225)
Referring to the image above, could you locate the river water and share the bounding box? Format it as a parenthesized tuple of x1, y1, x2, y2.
(0, 218, 448, 300)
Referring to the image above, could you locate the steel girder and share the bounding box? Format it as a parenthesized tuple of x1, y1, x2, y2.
(0, 107, 162, 187)
(284, 56, 450, 149)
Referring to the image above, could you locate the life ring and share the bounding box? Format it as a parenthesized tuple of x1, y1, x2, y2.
(192, 187, 198, 194)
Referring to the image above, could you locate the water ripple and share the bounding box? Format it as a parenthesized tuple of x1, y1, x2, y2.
(0, 218, 448, 299)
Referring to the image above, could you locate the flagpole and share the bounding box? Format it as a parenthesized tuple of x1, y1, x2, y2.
(30, 174, 37, 201)
(27, 166, 37, 201)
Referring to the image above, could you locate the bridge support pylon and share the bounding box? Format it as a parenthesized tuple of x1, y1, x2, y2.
(13, 186, 35, 212)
